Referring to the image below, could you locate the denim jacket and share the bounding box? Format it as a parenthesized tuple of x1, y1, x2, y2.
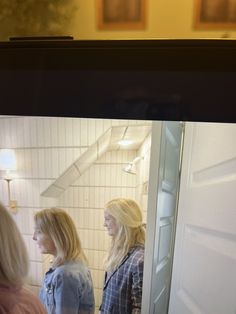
(39, 260, 95, 314)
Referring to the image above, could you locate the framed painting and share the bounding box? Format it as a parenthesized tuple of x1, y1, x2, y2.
(97, 0, 146, 30)
(194, 0, 236, 29)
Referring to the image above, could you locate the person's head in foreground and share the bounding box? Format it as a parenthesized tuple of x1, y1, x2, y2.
(0, 202, 46, 313)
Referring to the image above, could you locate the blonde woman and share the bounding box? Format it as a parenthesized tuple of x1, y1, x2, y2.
(100, 198, 145, 314)
(33, 208, 95, 314)
(0, 202, 46, 314)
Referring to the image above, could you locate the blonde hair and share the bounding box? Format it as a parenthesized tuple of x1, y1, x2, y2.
(34, 208, 87, 267)
(0, 202, 29, 287)
(104, 198, 145, 272)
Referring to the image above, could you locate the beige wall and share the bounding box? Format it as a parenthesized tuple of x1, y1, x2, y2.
(71, 0, 236, 40)
(1, 0, 236, 41)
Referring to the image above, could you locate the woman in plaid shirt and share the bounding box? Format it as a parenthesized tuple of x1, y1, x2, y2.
(100, 198, 145, 314)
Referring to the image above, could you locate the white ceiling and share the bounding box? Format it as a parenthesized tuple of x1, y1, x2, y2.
(109, 125, 152, 150)
(41, 124, 152, 198)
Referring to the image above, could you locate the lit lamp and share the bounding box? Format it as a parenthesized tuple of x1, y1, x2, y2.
(0, 149, 18, 213)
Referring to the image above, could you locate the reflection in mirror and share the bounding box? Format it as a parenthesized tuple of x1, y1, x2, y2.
(0, 115, 152, 312)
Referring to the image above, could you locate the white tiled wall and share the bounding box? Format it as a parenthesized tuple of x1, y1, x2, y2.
(0, 116, 152, 312)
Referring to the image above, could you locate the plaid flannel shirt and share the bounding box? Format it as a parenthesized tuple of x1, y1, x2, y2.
(100, 245, 144, 314)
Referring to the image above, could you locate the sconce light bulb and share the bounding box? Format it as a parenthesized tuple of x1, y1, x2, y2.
(0, 149, 17, 171)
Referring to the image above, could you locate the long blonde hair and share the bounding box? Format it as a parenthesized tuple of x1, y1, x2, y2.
(104, 198, 145, 272)
(0, 202, 29, 287)
(34, 208, 87, 267)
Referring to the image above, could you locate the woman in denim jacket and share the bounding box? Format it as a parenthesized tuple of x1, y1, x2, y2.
(33, 208, 95, 314)
(100, 198, 145, 314)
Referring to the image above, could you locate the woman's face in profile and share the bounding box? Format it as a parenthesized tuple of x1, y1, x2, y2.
(33, 225, 56, 256)
(104, 211, 119, 236)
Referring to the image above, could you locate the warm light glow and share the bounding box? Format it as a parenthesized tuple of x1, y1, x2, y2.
(118, 139, 133, 146)
(0, 149, 17, 171)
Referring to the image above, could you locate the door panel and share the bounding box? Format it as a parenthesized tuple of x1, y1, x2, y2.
(169, 122, 236, 314)
(142, 121, 183, 314)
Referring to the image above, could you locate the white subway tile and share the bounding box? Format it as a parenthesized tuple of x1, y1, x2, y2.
(88, 119, 96, 145)
(72, 118, 81, 146)
(80, 119, 88, 146)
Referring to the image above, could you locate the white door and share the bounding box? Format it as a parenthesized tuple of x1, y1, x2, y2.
(169, 122, 236, 314)
(142, 120, 183, 314)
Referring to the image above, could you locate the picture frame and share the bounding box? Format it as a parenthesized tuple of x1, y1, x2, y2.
(194, 0, 236, 29)
(96, 0, 146, 30)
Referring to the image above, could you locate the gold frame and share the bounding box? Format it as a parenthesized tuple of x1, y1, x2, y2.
(194, 0, 236, 29)
(97, 0, 146, 30)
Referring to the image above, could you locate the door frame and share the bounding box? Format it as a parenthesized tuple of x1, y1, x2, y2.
(141, 121, 184, 313)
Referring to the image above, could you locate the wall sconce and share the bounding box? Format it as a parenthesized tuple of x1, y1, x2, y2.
(0, 149, 18, 213)
(123, 156, 143, 175)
